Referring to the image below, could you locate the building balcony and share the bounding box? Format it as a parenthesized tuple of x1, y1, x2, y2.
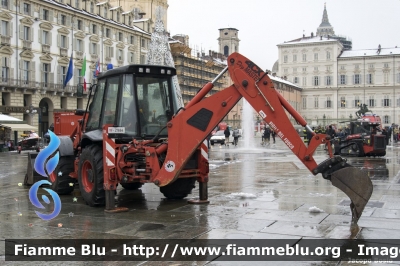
(1, 36, 10, 46)
(60, 48, 68, 57)
(42, 44, 50, 53)
(91, 54, 98, 60)
(75, 51, 83, 59)
(104, 57, 111, 63)
(22, 40, 31, 50)
(117, 60, 123, 65)
(0, 78, 81, 95)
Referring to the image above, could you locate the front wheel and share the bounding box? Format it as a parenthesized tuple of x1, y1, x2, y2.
(160, 178, 196, 199)
(78, 145, 105, 206)
(48, 156, 75, 195)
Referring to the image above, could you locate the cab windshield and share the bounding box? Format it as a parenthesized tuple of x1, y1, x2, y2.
(119, 74, 173, 137)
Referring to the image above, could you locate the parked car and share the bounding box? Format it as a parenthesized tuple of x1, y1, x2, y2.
(210, 130, 234, 145)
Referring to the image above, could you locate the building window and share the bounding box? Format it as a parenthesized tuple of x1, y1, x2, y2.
(118, 49, 123, 61)
(326, 66, 331, 71)
(366, 73, 373, 84)
(314, 97, 319, 108)
(104, 6, 108, 18)
(325, 76, 331, 86)
(23, 26, 30, 41)
(105, 46, 113, 57)
(340, 97, 346, 108)
(293, 77, 298, 84)
(313, 76, 319, 86)
(1, 0, 8, 9)
(302, 97, 306, 109)
(61, 66, 67, 84)
(92, 24, 97, 34)
(397, 73, 400, 83)
(340, 75, 346, 85)
(355, 64, 360, 70)
(384, 72, 390, 83)
(384, 115, 390, 124)
(90, 2, 94, 13)
(117, 11, 120, 22)
(140, 54, 146, 64)
(90, 43, 97, 54)
(1, 57, 9, 82)
(130, 35, 135, 44)
(326, 51, 330, 59)
(302, 67, 307, 72)
(42, 63, 50, 86)
(129, 52, 135, 63)
(340, 65, 345, 70)
(22, 61, 29, 84)
(75, 0, 80, 9)
(23, 3, 31, 15)
(105, 28, 110, 38)
(77, 19, 82, 30)
(60, 14, 66, 25)
(326, 97, 332, 108)
(384, 63, 389, 68)
(76, 39, 83, 52)
(293, 54, 297, 62)
(369, 64, 374, 69)
(60, 35, 67, 48)
(1, 20, 8, 36)
(302, 54, 306, 62)
(383, 95, 390, 107)
(42, 9, 49, 21)
(141, 38, 146, 48)
(302, 77, 307, 86)
(42, 30, 50, 44)
(369, 96, 375, 107)
(283, 55, 288, 63)
(354, 74, 361, 84)
(119, 32, 123, 42)
(314, 66, 318, 71)
(354, 97, 360, 108)
(314, 53, 318, 61)
(284, 68, 288, 74)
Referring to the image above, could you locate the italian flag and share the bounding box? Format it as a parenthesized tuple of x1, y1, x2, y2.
(81, 56, 87, 91)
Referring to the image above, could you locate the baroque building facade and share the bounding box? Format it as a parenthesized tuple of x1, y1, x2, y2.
(0, 0, 153, 143)
(277, 4, 400, 127)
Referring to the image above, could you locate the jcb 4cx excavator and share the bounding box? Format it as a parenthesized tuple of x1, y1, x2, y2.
(43, 53, 373, 224)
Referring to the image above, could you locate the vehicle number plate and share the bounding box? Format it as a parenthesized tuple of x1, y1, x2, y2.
(108, 127, 125, 134)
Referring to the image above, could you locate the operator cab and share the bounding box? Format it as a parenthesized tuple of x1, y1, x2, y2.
(82, 65, 179, 140)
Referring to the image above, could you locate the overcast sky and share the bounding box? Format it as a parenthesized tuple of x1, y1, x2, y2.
(167, 0, 400, 71)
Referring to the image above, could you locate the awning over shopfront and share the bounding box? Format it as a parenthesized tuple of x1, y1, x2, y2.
(0, 123, 37, 131)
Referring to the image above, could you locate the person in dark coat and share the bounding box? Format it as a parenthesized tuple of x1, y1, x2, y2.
(382, 128, 389, 146)
(325, 125, 336, 150)
(306, 128, 314, 146)
(263, 127, 271, 145)
(271, 130, 276, 144)
(224, 127, 231, 146)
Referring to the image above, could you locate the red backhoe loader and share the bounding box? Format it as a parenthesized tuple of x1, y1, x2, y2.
(38, 53, 373, 224)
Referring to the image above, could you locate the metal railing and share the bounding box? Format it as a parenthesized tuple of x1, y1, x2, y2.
(0, 78, 85, 94)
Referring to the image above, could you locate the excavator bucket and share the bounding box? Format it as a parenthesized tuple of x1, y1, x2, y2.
(330, 167, 373, 223)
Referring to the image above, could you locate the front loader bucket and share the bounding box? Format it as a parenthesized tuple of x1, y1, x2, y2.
(23, 152, 47, 185)
(331, 167, 373, 223)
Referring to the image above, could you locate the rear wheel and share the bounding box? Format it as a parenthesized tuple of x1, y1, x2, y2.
(160, 178, 196, 199)
(48, 156, 75, 195)
(121, 182, 143, 190)
(78, 145, 105, 206)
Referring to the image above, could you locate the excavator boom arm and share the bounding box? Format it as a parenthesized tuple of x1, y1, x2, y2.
(154, 52, 373, 223)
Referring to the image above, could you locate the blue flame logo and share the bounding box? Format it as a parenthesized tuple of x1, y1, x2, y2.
(34, 130, 60, 177)
(29, 180, 61, 220)
(29, 130, 62, 220)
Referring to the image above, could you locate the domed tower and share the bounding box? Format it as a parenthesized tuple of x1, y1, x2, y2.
(316, 3, 335, 37)
(218, 28, 240, 57)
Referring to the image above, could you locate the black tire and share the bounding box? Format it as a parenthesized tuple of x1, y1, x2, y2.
(210, 141, 214, 145)
(160, 178, 196, 199)
(121, 182, 143, 190)
(48, 156, 75, 195)
(78, 145, 105, 206)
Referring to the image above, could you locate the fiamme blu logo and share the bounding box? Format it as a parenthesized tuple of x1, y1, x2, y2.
(28, 130, 62, 220)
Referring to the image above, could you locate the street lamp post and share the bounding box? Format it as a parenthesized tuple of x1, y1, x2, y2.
(25, 104, 37, 125)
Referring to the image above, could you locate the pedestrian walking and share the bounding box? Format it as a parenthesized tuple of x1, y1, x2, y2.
(224, 127, 231, 147)
(263, 127, 271, 145)
(232, 127, 240, 146)
(271, 130, 276, 144)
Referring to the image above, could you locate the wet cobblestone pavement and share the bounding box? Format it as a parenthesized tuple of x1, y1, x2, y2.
(1, 137, 400, 265)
